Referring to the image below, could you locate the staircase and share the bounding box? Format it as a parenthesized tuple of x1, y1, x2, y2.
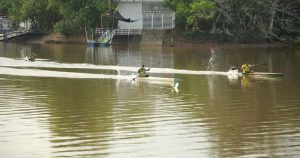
(98, 30, 116, 46)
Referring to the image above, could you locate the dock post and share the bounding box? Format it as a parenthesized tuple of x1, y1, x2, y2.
(3, 31, 7, 41)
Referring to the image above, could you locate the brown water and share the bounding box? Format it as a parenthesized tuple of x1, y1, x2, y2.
(0, 42, 300, 158)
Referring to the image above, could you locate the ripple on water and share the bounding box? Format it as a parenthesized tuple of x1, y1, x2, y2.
(0, 70, 300, 158)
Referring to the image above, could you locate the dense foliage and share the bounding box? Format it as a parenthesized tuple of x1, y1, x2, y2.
(0, 0, 299, 43)
(165, 0, 300, 43)
(0, 0, 112, 34)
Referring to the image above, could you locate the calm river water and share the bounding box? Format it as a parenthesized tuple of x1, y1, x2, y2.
(0, 42, 299, 158)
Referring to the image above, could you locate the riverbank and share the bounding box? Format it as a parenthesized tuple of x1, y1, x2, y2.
(27, 32, 297, 48)
(29, 33, 86, 45)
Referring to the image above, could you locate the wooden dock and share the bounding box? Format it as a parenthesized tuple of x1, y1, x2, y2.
(0, 29, 31, 41)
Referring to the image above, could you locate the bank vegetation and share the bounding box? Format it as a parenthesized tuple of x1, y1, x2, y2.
(0, 0, 299, 44)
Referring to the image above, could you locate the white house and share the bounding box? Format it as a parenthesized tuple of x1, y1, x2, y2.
(0, 16, 31, 31)
(19, 20, 32, 30)
(0, 16, 12, 30)
(117, 0, 175, 30)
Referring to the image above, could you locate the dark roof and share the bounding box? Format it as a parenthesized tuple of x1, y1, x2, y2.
(112, 11, 139, 23)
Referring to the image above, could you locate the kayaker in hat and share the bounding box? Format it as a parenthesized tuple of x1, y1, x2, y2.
(241, 63, 253, 74)
(138, 65, 151, 77)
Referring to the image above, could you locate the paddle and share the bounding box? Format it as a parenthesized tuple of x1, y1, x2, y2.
(230, 66, 239, 70)
(230, 63, 267, 71)
(131, 74, 138, 81)
(132, 66, 151, 81)
(252, 63, 267, 67)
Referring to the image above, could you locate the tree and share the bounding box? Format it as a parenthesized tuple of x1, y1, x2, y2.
(2, 0, 111, 34)
(164, 0, 193, 30)
(165, 0, 300, 42)
(4, 0, 60, 32)
(49, 0, 110, 34)
(188, 0, 216, 31)
(213, 0, 300, 41)
(0, 0, 9, 15)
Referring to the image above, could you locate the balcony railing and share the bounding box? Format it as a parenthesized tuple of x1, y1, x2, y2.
(95, 28, 142, 36)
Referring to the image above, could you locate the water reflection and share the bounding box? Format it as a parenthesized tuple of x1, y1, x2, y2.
(0, 42, 33, 58)
(240, 75, 251, 88)
(85, 46, 116, 65)
(207, 47, 222, 71)
(0, 42, 300, 157)
(45, 79, 114, 157)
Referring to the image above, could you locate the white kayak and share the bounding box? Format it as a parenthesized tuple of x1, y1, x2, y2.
(25, 56, 35, 61)
(0, 67, 180, 88)
(132, 75, 180, 88)
(227, 69, 284, 76)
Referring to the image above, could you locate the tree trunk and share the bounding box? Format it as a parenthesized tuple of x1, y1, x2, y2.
(210, 13, 220, 34)
(268, 0, 278, 37)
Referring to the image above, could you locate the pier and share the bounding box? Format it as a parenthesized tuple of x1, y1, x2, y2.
(0, 29, 31, 41)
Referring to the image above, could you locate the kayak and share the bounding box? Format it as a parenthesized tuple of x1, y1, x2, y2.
(25, 56, 35, 61)
(0, 66, 180, 88)
(241, 72, 284, 76)
(227, 69, 283, 76)
(0, 57, 284, 78)
(132, 75, 180, 88)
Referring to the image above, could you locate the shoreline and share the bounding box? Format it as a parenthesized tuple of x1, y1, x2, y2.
(24, 33, 298, 48)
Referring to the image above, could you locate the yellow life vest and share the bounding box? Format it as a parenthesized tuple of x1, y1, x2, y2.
(241, 64, 252, 73)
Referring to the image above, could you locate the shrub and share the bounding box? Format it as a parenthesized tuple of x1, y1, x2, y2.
(54, 21, 79, 36)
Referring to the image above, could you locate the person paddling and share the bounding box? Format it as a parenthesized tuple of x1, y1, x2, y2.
(30, 52, 36, 60)
(138, 65, 150, 77)
(25, 52, 36, 61)
(241, 63, 253, 74)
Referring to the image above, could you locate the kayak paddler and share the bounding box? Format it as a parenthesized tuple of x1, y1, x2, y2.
(25, 52, 36, 61)
(29, 52, 36, 61)
(241, 63, 253, 74)
(138, 65, 150, 77)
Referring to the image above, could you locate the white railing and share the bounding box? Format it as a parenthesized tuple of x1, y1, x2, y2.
(95, 28, 113, 35)
(142, 10, 173, 14)
(115, 29, 142, 35)
(98, 30, 116, 43)
(95, 28, 142, 36)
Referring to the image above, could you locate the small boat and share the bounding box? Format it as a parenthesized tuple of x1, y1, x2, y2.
(227, 68, 283, 76)
(25, 56, 35, 61)
(87, 40, 98, 46)
(98, 42, 111, 47)
(131, 75, 180, 89)
(241, 72, 284, 76)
